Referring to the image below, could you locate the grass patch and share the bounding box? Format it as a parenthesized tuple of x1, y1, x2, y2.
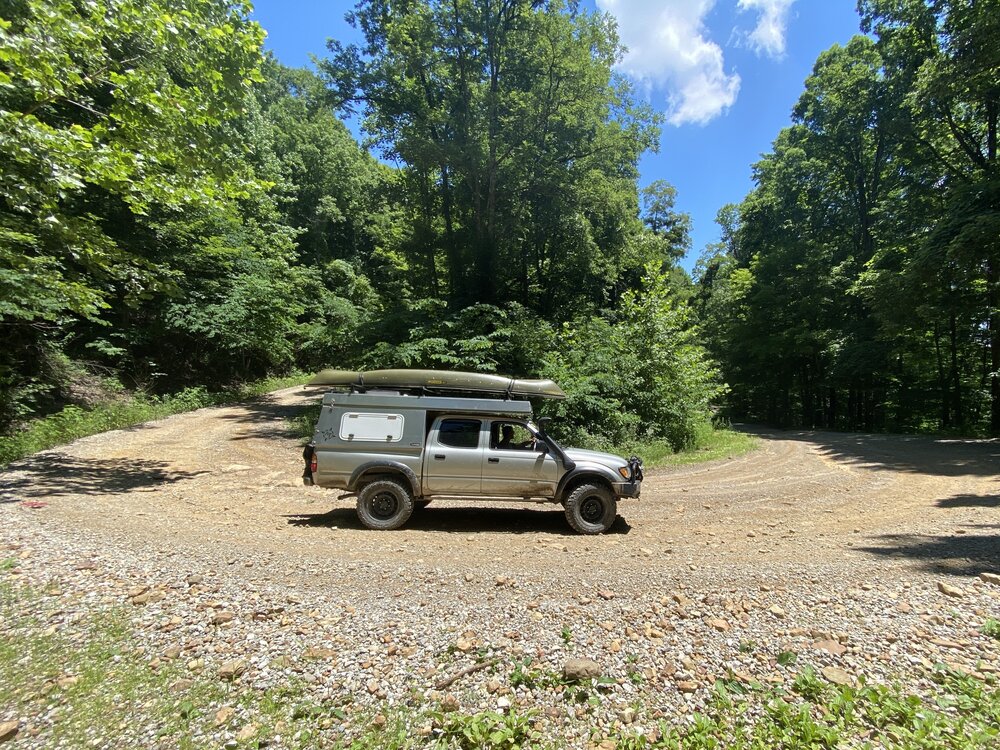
(0, 576, 368, 749)
(0, 579, 217, 748)
(0, 374, 308, 466)
(291, 401, 323, 443)
(622, 422, 758, 469)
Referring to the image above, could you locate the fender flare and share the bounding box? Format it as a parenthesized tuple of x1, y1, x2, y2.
(349, 461, 420, 497)
(555, 466, 620, 501)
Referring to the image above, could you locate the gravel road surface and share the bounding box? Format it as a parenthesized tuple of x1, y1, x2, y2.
(1, 386, 998, 747)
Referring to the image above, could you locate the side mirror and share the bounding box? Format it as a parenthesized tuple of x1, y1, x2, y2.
(537, 442, 549, 454)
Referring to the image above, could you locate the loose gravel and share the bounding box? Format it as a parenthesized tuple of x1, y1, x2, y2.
(1, 387, 999, 747)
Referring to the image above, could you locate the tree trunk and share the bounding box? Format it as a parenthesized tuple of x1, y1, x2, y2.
(933, 321, 950, 427)
(439, 165, 463, 305)
(988, 257, 1000, 436)
(949, 308, 962, 428)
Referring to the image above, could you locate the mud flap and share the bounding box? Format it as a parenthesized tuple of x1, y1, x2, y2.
(302, 442, 315, 486)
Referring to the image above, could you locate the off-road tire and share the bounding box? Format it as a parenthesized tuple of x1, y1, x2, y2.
(564, 483, 617, 534)
(356, 479, 414, 530)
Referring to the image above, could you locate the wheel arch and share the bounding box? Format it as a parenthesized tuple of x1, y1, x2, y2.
(349, 461, 420, 497)
(556, 467, 617, 501)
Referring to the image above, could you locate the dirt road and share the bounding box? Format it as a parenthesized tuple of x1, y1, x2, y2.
(3, 386, 997, 583)
(2, 386, 998, 747)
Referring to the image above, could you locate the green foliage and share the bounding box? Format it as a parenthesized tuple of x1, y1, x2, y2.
(560, 626, 573, 646)
(612, 667, 1000, 749)
(703, 1, 1000, 435)
(982, 619, 1000, 641)
(324, 0, 660, 311)
(0, 0, 279, 426)
(543, 267, 725, 451)
(0, 0, 265, 321)
(433, 708, 542, 750)
(0, 0, 722, 460)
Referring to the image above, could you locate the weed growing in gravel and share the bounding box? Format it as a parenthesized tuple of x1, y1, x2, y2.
(0, 374, 309, 465)
(0, 579, 214, 748)
(5, 575, 997, 750)
(430, 708, 544, 749)
(982, 618, 1000, 640)
(509, 659, 566, 691)
(776, 650, 798, 666)
(561, 625, 573, 646)
(791, 665, 827, 701)
(0, 579, 388, 749)
(612, 667, 1000, 750)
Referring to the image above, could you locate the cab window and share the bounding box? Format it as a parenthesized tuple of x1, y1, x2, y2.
(490, 421, 535, 450)
(437, 419, 482, 449)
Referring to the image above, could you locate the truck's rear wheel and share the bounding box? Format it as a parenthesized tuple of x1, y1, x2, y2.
(356, 479, 414, 530)
(564, 483, 617, 534)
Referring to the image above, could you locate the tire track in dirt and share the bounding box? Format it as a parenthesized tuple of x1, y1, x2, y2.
(2, 386, 998, 585)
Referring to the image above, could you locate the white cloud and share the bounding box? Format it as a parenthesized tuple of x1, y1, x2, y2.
(737, 0, 795, 58)
(596, 0, 740, 126)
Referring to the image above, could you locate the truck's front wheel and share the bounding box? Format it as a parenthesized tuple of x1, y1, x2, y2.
(357, 479, 414, 530)
(564, 483, 617, 534)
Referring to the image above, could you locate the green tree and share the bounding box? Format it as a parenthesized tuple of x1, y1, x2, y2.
(860, 0, 1000, 434)
(0, 0, 266, 423)
(543, 266, 724, 450)
(714, 37, 911, 429)
(640, 180, 691, 261)
(323, 0, 659, 313)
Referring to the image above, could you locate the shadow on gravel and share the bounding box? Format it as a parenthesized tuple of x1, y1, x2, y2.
(217, 396, 315, 442)
(936, 493, 1000, 509)
(856, 531, 999, 576)
(0, 453, 208, 500)
(284, 506, 632, 535)
(751, 427, 1000, 478)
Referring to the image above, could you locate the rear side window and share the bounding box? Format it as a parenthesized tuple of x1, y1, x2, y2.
(437, 419, 482, 449)
(340, 412, 404, 442)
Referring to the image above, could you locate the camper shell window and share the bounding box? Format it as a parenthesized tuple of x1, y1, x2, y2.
(340, 412, 404, 442)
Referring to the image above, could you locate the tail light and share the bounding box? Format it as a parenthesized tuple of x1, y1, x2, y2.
(310, 454, 318, 473)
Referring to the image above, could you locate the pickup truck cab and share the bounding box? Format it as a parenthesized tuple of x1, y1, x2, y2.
(302, 371, 642, 534)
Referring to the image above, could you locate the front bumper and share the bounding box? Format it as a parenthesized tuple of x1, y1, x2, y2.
(613, 455, 643, 498)
(613, 481, 641, 499)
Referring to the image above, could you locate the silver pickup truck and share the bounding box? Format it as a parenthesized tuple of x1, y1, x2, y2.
(301, 370, 642, 534)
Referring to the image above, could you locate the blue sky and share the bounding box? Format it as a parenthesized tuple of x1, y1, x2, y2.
(250, 0, 863, 272)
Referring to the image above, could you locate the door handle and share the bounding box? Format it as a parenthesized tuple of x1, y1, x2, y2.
(434, 454, 446, 460)
(488, 457, 500, 464)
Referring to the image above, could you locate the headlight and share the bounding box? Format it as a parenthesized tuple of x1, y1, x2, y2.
(618, 466, 631, 480)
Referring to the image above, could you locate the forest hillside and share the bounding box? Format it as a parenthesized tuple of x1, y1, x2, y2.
(1, 0, 997, 454)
